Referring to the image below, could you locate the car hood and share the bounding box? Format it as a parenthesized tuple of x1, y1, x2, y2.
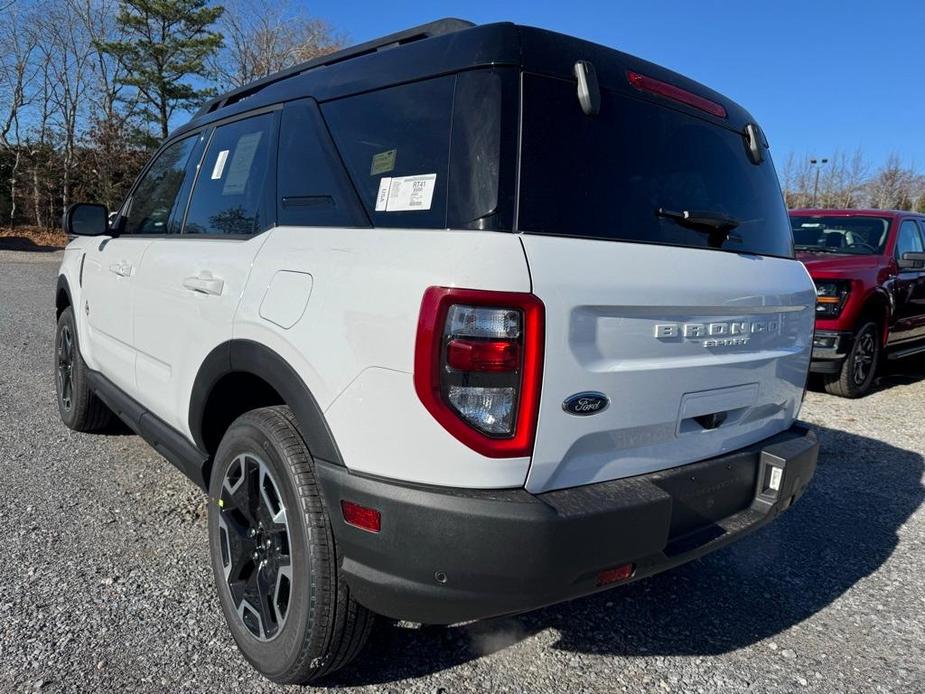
(796, 252, 885, 277)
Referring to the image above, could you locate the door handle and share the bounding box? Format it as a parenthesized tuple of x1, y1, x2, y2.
(182, 272, 224, 296)
(108, 261, 132, 277)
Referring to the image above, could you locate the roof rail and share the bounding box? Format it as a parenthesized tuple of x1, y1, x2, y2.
(195, 18, 476, 118)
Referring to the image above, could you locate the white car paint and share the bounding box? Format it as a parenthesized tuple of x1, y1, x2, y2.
(521, 235, 816, 493)
(60, 222, 814, 492)
(131, 234, 270, 436)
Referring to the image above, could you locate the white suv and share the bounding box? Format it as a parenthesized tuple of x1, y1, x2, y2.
(55, 19, 819, 684)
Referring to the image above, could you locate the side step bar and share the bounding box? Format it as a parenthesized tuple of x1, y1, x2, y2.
(87, 371, 211, 491)
(886, 341, 925, 361)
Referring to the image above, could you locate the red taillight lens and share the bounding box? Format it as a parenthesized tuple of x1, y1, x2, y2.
(627, 70, 727, 119)
(341, 500, 381, 533)
(414, 287, 545, 458)
(446, 339, 521, 372)
(597, 563, 635, 586)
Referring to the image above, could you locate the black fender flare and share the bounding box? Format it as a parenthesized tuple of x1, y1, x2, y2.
(188, 340, 344, 466)
(863, 286, 894, 337)
(56, 274, 73, 318)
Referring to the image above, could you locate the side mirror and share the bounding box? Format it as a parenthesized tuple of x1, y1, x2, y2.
(64, 203, 109, 237)
(898, 251, 925, 270)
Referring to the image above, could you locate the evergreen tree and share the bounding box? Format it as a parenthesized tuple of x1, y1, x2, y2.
(100, 0, 223, 141)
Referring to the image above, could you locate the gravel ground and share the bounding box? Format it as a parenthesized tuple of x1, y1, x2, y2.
(0, 250, 923, 693)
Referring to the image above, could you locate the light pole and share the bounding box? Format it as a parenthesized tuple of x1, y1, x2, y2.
(810, 157, 829, 207)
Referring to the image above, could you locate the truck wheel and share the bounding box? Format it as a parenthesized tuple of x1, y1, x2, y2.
(54, 307, 112, 432)
(823, 320, 880, 398)
(207, 406, 373, 684)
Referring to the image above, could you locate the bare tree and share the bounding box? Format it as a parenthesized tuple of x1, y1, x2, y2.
(0, 7, 39, 227)
(813, 149, 870, 209)
(781, 149, 872, 210)
(34, 0, 95, 218)
(69, 0, 146, 209)
(780, 153, 813, 209)
(212, 0, 344, 90)
(868, 153, 917, 210)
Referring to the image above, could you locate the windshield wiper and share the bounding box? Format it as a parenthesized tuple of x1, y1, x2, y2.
(794, 244, 839, 254)
(656, 208, 740, 248)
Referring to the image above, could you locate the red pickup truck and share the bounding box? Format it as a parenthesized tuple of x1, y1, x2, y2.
(791, 208, 925, 397)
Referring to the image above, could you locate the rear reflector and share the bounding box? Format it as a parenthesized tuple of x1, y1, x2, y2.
(597, 563, 635, 586)
(627, 70, 727, 119)
(341, 500, 381, 533)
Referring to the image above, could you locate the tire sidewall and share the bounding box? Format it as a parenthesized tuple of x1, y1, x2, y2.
(207, 416, 319, 679)
(55, 308, 82, 427)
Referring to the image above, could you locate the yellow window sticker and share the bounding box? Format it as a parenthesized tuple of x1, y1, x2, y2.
(370, 149, 397, 176)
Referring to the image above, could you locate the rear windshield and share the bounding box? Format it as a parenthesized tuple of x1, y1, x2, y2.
(790, 215, 891, 255)
(518, 74, 793, 258)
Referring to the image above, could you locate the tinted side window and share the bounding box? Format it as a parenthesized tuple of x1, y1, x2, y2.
(124, 136, 198, 235)
(184, 112, 275, 236)
(519, 74, 793, 257)
(277, 99, 368, 228)
(896, 220, 924, 259)
(322, 76, 454, 229)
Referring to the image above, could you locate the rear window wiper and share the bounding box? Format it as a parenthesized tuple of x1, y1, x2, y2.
(656, 208, 741, 248)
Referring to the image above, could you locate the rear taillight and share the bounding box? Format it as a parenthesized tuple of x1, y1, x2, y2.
(414, 287, 544, 458)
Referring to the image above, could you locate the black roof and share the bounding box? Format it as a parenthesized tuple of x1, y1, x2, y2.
(172, 19, 756, 140)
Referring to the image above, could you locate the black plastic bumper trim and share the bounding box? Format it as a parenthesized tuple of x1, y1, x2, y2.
(315, 424, 819, 624)
(811, 329, 853, 370)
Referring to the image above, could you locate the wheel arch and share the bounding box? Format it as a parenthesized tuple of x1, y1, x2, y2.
(859, 287, 892, 343)
(190, 340, 344, 471)
(56, 275, 72, 319)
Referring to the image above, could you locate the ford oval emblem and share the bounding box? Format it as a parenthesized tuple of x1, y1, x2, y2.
(562, 392, 609, 416)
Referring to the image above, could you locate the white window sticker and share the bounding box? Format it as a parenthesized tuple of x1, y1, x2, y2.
(375, 177, 392, 211)
(210, 150, 229, 180)
(374, 174, 437, 212)
(223, 131, 262, 195)
(769, 466, 783, 492)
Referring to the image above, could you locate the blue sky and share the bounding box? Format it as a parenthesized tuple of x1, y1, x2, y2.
(301, 0, 925, 172)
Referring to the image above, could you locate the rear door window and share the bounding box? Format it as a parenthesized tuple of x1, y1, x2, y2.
(184, 112, 276, 236)
(518, 74, 792, 257)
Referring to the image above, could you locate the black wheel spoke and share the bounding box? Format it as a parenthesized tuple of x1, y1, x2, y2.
(219, 453, 291, 641)
(57, 325, 74, 410)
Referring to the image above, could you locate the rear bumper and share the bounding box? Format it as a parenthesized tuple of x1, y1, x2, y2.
(811, 329, 853, 373)
(316, 424, 818, 624)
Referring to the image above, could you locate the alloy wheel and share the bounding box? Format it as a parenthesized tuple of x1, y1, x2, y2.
(852, 328, 876, 386)
(218, 454, 293, 641)
(56, 324, 74, 411)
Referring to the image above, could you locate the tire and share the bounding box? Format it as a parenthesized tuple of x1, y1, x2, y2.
(54, 306, 112, 432)
(207, 406, 373, 684)
(823, 320, 880, 398)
